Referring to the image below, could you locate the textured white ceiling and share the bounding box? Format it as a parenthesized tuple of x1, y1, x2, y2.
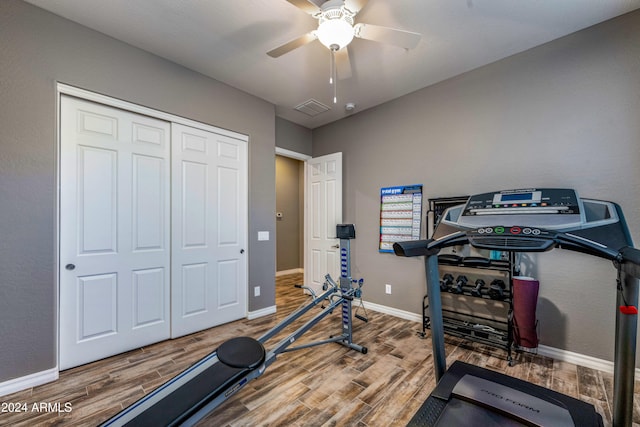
(25, 0, 640, 129)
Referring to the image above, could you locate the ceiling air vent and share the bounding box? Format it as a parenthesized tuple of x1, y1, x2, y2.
(294, 99, 331, 117)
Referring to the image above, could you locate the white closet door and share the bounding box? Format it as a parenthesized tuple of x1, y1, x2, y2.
(59, 96, 171, 369)
(304, 152, 343, 295)
(171, 123, 247, 338)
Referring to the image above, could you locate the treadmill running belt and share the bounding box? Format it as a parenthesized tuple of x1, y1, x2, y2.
(436, 399, 530, 426)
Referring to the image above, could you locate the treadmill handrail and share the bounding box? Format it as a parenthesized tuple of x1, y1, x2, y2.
(620, 246, 640, 279)
(555, 232, 621, 261)
(394, 229, 625, 264)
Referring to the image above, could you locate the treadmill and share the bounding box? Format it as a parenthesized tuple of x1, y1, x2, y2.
(394, 188, 640, 427)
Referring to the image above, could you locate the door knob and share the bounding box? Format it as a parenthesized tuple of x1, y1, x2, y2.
(240, 249, 245, 254)
(65, 263, 76, 271)
(331, 244, 339, 249)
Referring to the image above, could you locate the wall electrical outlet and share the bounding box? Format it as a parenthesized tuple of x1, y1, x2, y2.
(385, 284, 392, 294)
(254, 286, 260, 297)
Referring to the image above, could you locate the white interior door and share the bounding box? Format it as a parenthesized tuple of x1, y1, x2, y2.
(59, 95, 171, 369)
(171, 123, 248, 338)
(305, 152, 343, 294)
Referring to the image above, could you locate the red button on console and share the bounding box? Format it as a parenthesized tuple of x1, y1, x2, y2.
(510, 227, 521, 234)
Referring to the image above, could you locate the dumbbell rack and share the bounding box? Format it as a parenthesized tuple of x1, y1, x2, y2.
(419, 252, 517, 364)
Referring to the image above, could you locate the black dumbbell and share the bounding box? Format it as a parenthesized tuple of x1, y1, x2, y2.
(471, 278, 485, 297)
(440, 273, 454, 292)
(488, 279, 506, 300)
(450, 275, 468, 294)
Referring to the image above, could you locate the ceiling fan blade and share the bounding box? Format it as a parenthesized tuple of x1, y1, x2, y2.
(344, 0, 369, 14)
(285, 0, 321, 15)
(335, 47, 352, 80)
(267, 32, 317, 58)
(354, 23, 421, 49)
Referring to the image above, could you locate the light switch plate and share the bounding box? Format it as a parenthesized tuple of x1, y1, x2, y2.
(258, 231, 269, 241)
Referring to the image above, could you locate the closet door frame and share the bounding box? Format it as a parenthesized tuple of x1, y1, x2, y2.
(55, 83, 249, 370)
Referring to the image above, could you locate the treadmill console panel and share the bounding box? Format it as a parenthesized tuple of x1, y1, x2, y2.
(467, 226, 557, 252)
(451, 188, 584, 229)
(433, 189, 625, 251)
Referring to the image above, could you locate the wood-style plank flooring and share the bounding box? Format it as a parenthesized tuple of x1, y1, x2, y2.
(1, 273, 637, 426)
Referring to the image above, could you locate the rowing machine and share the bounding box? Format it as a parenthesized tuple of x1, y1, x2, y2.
(101, 224, 367, 427)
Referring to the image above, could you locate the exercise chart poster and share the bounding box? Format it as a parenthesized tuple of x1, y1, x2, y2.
(379, 185, 423, 253)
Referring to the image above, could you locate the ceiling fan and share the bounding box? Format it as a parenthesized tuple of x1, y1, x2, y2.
(267, 0, 422, 104)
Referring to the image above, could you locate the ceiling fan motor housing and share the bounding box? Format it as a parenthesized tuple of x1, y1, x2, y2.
(315, 1, 356, 50)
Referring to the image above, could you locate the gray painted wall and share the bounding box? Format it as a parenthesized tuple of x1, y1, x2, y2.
(312, 10, 640, 362)
(0, 0, 276, 383)
(276, 155, 303, 271)
(276, 117, 313, 156)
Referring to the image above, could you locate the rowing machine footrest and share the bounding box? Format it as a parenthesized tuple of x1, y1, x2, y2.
(217, 337, 266, 369)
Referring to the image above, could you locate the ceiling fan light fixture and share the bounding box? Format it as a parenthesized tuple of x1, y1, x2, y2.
(316, 17, 354, 50)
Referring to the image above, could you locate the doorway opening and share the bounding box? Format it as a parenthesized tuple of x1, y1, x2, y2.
(275, 148, 342, 295)
(275, 149, 310, 277)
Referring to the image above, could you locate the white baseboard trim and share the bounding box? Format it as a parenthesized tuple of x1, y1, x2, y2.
(3, 304, 634, 398)
(276, 268, 303, 277)
(364, 301, 640, 378)
(247, 305, 276, 320)
(538, 345, 640, 379)
(537, 345, 625, 376)
(363, 300, 422, 323)
(0, 368, 58, 397)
